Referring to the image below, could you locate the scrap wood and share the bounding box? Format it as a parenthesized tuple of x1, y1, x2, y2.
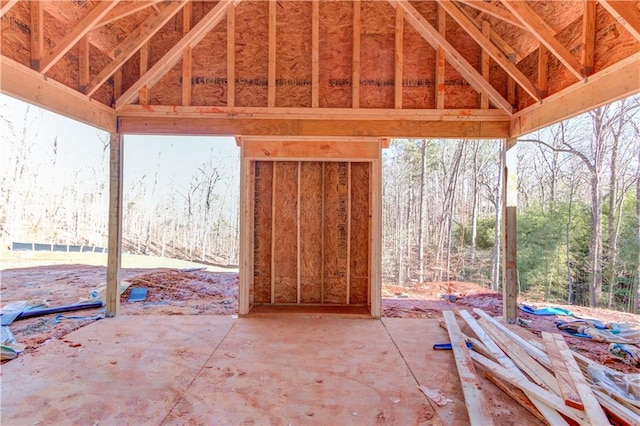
(469, 351, 588, 425)
(460, 310, 569, 426)
(417, 385, 453, 407)
(593, 389, 640, 426)
(442, 311, 495, 426)
(483, 371, 546, 424)
(550, 332, 611, 426)
(542, 332, 583, 410)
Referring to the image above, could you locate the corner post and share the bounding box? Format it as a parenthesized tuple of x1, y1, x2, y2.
(502, 138, 518, 323)
(106, 132, 123, 317)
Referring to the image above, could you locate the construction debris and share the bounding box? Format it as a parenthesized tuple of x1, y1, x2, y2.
(442, 309, 640, 426)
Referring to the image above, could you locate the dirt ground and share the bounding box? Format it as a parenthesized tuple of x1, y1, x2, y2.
(1, 252, 639, 373)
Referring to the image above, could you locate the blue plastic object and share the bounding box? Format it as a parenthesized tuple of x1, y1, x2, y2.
(128, 287, 148, 302)
(519, 304, 573, 316)
(433, 342, 473, 350)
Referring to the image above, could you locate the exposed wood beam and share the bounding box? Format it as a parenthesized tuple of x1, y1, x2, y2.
(456, 0, 526, 29)
(96, 0, 164, 28)
(1, 57, 116, 132)
(118, 116, 510, 138)
(0, 0, 18, 18)
(139, 42, 150, 105)
(85, 1, 186, 97)
(462, 5, 521, 63)
(538, 44, 548, 98)
(116, 0, 236, 110)
(395, 5, 404, 109)
(106, 132, 123, 318)
(268, 0, 276, 107)
(480, 21, 490, 109)
(39, 1, 120, 74)
(226, 3, 235, 107)
(183, 1, 193, 106)
(436, 4, 446, 109)
(312, 0, 319, 108)
(79, 36, 90, 92)
(352, 0, 361, 108)
(391, 0, 513, 113)
(502, 137, 517, 323)
(441, 1, 539, 102)
(118, 105, 510, 121)
(500, 0, 584, 81)
(30, 0, 43, 70)
(582, 0, 596, 75)
(113, 70, 123, 99)
(597, 0, 640, 43)
(511, 53, 640, 137)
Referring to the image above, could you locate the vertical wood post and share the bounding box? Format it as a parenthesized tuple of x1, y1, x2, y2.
(502, 138, 518, 323)
(238, 156, 252, 315)
(370, 155, 382, 318)
(106, 132, 123, 317)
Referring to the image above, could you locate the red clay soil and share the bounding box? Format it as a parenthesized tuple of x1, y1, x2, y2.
(2, 260, 638, 373)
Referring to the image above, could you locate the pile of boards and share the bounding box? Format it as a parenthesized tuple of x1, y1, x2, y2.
(441, 308, 639, 426)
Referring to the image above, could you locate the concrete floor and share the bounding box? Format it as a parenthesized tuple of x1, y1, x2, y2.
(1, 316, 539, 425)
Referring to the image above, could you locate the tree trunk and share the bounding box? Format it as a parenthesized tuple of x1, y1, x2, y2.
(470, 141, 479, 263)
(418, 140, 426, 283)
(566, 177, 574, 304)
(491, 146, 503, 292)
(636, 145, 640, 314)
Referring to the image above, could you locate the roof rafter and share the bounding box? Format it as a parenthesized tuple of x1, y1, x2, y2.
(597, 0, 640, 43)
(0, 0, 18, 19)
(456, 0, 526, 29)
(116, 0, 239, 109)
(95, 0, 164, 28)
(84, 1, 186, 97)
(39, 1, 121, 74)
(499, 0, 585, 81)
(390, 0, 513, 113)
(440, 0, 540, 102)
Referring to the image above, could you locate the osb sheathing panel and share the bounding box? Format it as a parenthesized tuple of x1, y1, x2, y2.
(149, 17, 184, 105)
(299, 162, 323, 304)
(235, 1, 268, 107)
(1, 2, 30, 65)
(593, 5, 639, 72)
(359, 1, 394, 109)
(350, 162, 369, 305)
(318, 1, 352, 108)
(276, 1, 312, 108)
(444, 14, 479, 109)
(272, 161, 298, 303)
(191, 22, 228, 106)
(323, 162, 348, 304)
(253, 161, 272, 304)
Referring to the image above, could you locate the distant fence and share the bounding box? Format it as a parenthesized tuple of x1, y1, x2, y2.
(11, 242, 107, 253)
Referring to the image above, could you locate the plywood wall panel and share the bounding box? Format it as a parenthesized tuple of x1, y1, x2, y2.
(235, 1, 268, 107)
(253, 161, 273, 303)
(319, 1, 352, 108)
(276, 1, 312, 108)
(299, 162, 323, 303)
(191, 26, 227, 106)
(323, 162, 348, 304)
(1, 3, 31, 66)
(350, 162, 369, 304)
(593, 4, 640, 72)
(273, 161, 298, 303)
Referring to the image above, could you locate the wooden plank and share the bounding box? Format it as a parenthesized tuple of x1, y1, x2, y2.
(484, 372, 546, 424)
(352, 0, 361, 108)
(503, 138, 518, 323)
(299, 162, 323, 304)
(538, 44, 549, 98)
(582, 0, 596, 76)
(117, 116, 511, 138)
(346, 162, 352, 304)
(0, 0, 18, 18)
(242, 140, 381, 160)
(106, 132, 123, 317)
(392, 0, 513, 114)
(270, 161, 277, 303)
(113, 70, 122, 99)
(394, 5, 404, 109)
(436, 4, 445, 110)
(30, 0, 43, 70)
(1, 58, 116, 132)
(594, 389, 640, 426)
(115, 0, 233, 109)
(226, 4, 235, 107)
(183, 1, 193, 106)
(469, 351, 588, 425)
(312, 0, 319, 108)
(96, 1, 164, 28)
(321, 162, 326, 304)
(459, 310, 569, 426)
(542, 332, 583, 410)
(238, 157, 252, 314)
(500, 0, 584, 81)
(253, 161, 273, 304)
(78, 36, 89, 92)
(440, 1, 540, 102)
(40, 1, 120, 74)
(370, 156, 382, 317)
(511, 53, 640, 137)
(85, 1, 186, 97)
(480, 21, 490, 109)
(139, 42, 150, 105)
(551, 333, 611, 426)
(442, 311, 495, 426)
(597, 0, 640, 43)
(350, 162, 370, 305)
(457, 0, 526, 29)
(297, 161, 301, 304)
(268, 0, 276, 108)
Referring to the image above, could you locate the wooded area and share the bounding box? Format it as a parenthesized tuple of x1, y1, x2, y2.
(1, 96, 639, 313)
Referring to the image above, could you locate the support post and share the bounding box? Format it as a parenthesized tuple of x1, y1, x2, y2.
(502, 138, 518, 323)
(106, 132, 123, 317)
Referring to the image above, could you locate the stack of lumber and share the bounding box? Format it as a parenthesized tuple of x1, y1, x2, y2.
(441, 309, 640, 426)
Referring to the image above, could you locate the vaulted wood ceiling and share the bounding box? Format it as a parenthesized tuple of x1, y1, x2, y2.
(1, 0, 639, 138)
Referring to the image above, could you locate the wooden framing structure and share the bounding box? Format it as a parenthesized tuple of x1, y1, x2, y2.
(1, 0, 639, 321)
